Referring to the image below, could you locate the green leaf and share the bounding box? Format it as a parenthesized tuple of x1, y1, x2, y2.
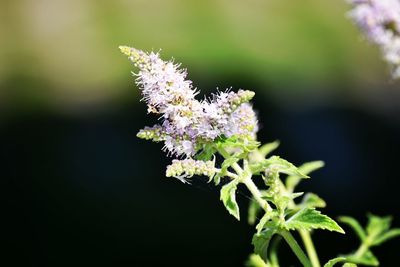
(372, 228, 400, 246)
(216, 136, 260, 152)
(250, 156, 308, 178)
(195, 143, 216, 161)
(256, 212, 274, 234)
(366, 214, 392, 239)
(323, 257, 347, 267)
(286, 161, 324, 192)
(252, 225, 277, 261)
(214, 155, 241, 184)
(259, 140, 280, 157)
(346, 250, 379, 266)
(284, 208, 345, 233)
(300, 193, 326, 209)
(338, 216, 366, 241)
(343, 263, 357, 267)
(248, 198, 261, 225)
(220, 180, 240, 220)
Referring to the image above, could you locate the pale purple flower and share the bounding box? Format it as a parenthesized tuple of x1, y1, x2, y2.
(120, 46, 259, 158)
(348, 0, 400, 77)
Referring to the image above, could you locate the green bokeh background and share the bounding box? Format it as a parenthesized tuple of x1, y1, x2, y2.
(1, 0, 399, 114)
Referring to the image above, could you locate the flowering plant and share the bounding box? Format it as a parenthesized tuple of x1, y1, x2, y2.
(120, 46, 399, 267)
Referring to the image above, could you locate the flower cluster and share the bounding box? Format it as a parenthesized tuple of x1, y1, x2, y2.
(165, 159, 216, 183)
(120, 46, 259, 157)
(348, 0, 400, 78)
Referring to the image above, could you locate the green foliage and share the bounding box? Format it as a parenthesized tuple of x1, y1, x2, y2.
(365, 214, 394, 244)
(333, 214, 400, 266)
(220, 179, 240, 220)
(250, 156, 308, 177)
(248, 198, 261, 225)
(284, 208, 345, 233)
(346, 250, 379, 266)
(286, 161, 324, 193)
(323, 257, 348, 267)
(252, 224, 277, 262)
(258, 141, 280, 158)
(372, 228, 400, 246)
(213, 154, 242, 184)
(148, 129, 398, 266)
(195, 143, 217, 161)
(300, 193, 326, 209)
(256, 212, 277, 234)
(216, 136, 260, 152)
(339, 216, 367, 241)
(340, 214, 400, 247)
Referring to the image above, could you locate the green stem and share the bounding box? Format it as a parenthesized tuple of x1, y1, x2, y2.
(242, 176, 272, 213)
(218, 146, 310, 267)
(284, 179, 320, 267)
(299, 230, 320, 267)
(217, 147, 243, 175)
(280, 230, 312, 267)
(269, 236, 281, 267)
(354, 242, 369, 258)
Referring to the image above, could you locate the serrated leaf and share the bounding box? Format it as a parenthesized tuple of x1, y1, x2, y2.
(259, 140, 280, 158)
(301, 193, 326, 209)
(252, 225, 277, 261)
(284, 208, 345, 233)
(323, 257, 347, 267)
(250, 156, 308, 178)
(372, 228, 400, 246)
(220, 180, 240, 220)
(286, 161, 324, 192)
(338, 216, 366, 241)
(346, 250, 379, 266)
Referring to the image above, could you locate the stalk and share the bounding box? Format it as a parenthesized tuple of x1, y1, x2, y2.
(280, 230, 313, 267)
(299, 230, 320, 267)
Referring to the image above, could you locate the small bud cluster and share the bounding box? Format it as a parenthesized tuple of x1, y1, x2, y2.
(348, 0, 400, 78)
(120, 46, 259, 157)
(136, 125, 166, 142)
(165, 159, 216, 183)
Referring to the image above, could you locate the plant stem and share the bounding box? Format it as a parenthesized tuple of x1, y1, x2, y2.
(280, 230, 313, 267)
(354, 242, 369, 258)
(299, 230, 320, 267)
(284, 179, 320, 267)
(269, 237, 281, 267)
(242, 176, 272, 213)
(217, 146, 311, 267)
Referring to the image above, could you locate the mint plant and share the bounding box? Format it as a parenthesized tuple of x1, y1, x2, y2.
(119, 46, 400, 267)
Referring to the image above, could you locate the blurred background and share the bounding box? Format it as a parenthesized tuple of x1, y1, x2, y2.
(2, 0, 400, 266)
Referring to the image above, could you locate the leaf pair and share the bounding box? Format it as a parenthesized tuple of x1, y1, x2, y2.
(334, 214, 400, 266)
(253, 208, 344, 262)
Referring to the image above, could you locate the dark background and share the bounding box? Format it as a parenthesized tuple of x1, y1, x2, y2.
(2, 0, 400, 266)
